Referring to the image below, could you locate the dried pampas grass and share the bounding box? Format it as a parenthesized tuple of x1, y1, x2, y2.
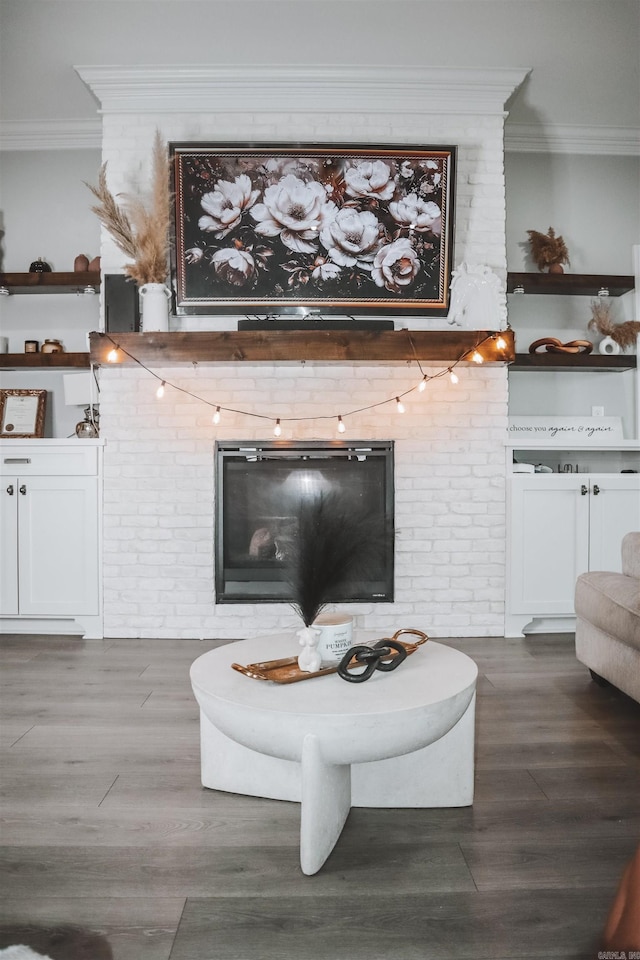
(286, 493, 385, 628)
(527, 227, 570, 272)
(86, 131, 170, 285)
(588, 299, 640, 351)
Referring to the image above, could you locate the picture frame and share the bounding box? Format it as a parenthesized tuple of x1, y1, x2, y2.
(171, 143, 456, 318)
(0, 389, 47, 438)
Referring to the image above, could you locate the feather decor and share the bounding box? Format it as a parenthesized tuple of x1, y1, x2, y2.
(588, 299, 640, 350)
(285, 493, 386, 628)
(85, 130, 171, 285)
(526, 227, 570, 272)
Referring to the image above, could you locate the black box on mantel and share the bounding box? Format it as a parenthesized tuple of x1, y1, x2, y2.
(104, 274, 141, 333)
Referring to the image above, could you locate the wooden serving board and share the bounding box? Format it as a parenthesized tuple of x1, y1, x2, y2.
(231, 629, 428, 684)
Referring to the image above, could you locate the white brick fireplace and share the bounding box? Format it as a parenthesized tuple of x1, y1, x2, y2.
(79, 65, 528, 639)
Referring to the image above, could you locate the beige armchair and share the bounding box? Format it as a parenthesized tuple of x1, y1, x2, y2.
(574, 531, 640, 703)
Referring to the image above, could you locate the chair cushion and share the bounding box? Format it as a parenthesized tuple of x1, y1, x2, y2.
(622, 532, 640, 579)
(575, 571, 640, 652)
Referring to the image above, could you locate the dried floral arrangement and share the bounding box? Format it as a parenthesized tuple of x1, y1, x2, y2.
(588, 300, 640, 351)
(526, 227, 570, 272)
(286, 493, 385, 630)
(86, 131, 171, 285)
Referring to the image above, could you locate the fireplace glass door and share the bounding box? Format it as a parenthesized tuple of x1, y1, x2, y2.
(215, 441, 394, 603)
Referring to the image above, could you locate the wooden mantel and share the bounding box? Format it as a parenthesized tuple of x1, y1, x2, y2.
(89, 329, 515, 365)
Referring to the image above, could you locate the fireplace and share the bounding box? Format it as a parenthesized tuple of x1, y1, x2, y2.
(215, 440, 394, 604)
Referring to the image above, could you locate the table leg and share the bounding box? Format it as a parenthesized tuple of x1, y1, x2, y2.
(300, 733, 351, 876)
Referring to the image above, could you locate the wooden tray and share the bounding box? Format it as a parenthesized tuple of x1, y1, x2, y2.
(231, 628, 429, 684)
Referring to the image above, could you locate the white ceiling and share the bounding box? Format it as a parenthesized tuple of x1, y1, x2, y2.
(1, 0, 639, 153)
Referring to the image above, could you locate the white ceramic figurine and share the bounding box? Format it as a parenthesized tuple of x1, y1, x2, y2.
(297, 625, 322, 673)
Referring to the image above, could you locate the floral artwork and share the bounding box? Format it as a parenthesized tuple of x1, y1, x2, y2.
(171, 145, 456, 316)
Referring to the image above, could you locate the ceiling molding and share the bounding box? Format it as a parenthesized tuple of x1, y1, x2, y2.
(0, 118, 102, 151)
(505, 123, 640, 156)
(74, 64, 530, 117)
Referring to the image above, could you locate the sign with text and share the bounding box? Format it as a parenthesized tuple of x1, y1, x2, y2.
(508, 416, 624, 444)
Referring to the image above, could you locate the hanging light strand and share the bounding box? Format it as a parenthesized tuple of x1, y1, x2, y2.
(99, 330, 504, 428)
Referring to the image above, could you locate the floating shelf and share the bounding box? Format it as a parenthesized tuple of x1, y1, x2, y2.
(0, 271, 100, 294)
(0, 352, 91, 369)
(510, 353, 636, 373)
(89, 329, 515, 365)
(506, 272, 634, 297)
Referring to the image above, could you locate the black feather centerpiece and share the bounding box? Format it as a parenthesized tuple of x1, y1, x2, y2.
(285, 491, 385, 629)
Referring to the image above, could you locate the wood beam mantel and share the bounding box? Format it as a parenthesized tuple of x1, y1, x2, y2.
(89, 329, 514, 366)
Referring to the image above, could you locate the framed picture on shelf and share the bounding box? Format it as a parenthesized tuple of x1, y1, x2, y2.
(170, 143, 456, 318)
(0, 389, 47, 438)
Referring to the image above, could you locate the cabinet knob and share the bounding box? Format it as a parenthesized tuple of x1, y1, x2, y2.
(581, 484, 589, 495)
(19, 484, 26, 495)
(593, 484, 600, 495)
(6, 484, 13, 495)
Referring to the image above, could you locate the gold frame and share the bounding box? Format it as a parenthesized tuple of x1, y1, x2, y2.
(0, 389, 47, 438)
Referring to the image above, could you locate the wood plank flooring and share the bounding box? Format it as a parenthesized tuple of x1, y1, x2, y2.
(0, 633, 638, 960)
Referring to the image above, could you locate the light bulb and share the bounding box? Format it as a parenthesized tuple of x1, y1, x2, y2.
(337, 416, 346, 434)
(274, 419, 282, 437)
(471, 350, 484, 364)
(156, 381, 165, 399)
(496, 335, 507, 351)
(449, 368, 459, 384)
(106, 347, 119, 363)
(212, 406, 221, 425)
(418, 377, 427, 393)
(396, 397, 405, 414)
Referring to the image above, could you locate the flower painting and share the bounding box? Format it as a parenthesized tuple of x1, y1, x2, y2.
(171, 144, 456, 317)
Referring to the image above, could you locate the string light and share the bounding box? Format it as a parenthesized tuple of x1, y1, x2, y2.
(97, 331, 503, 433)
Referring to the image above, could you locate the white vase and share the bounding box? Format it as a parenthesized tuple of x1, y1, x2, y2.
(599, 335, 621, 356)
(139, 282, 171, 332)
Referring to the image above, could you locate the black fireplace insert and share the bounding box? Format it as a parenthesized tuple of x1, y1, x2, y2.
(215, 440, 394, 603)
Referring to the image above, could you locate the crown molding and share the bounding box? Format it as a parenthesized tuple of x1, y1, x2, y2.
(505, 122, 640, 156)
(74, 64, 530, 117)
(0, 118, 102, 151)
(2, 75, 637, 158)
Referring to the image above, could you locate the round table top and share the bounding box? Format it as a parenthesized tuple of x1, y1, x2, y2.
(191, 631, 478, 719)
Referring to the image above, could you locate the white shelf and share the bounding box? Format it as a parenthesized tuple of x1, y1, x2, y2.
(506, 440, 640, 451)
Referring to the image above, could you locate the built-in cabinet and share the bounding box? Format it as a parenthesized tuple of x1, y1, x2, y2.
(506, 471, 640, 637)
(0, 441, 102, 638)
(505, 265, 639, 636)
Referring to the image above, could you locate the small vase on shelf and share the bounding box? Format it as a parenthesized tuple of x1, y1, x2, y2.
(599, 336, 621, 356)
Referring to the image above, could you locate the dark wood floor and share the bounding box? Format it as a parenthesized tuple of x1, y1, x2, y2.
(0, 633, 638, 960)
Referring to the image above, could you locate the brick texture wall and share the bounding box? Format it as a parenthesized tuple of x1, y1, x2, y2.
(98, 100, 510, 639)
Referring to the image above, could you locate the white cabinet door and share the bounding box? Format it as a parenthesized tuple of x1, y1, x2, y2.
(588, 474, 640, 572)
(0, 478, 19, 616)
(508, 473, 640, 630)
(17, 476, 99, 616)
(508, 476, 590, 616)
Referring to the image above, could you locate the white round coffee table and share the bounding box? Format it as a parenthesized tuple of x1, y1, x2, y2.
(190, 632, 477, 875)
